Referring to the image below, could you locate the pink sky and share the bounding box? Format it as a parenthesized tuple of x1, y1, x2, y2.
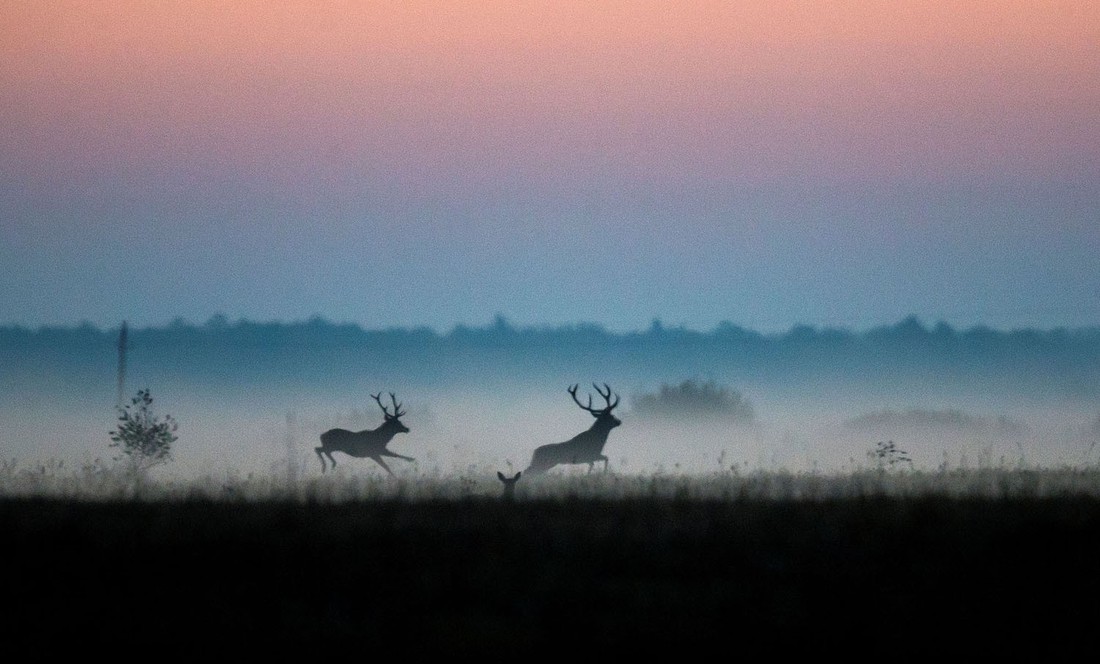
(2, 2, 1098, 330)
(5, 1, 1097, 191)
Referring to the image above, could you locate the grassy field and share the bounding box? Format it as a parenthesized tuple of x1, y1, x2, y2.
(4, 464, 1100, 655)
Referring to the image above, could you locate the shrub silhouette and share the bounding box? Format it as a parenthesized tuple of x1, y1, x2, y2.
(867, 440, 913, 470)
(631, 379, 754, 424)
(109, 388, 178, 474)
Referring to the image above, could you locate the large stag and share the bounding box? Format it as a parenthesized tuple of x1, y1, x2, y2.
(316, 392, 413, 476)
(523, 384, 621, 476)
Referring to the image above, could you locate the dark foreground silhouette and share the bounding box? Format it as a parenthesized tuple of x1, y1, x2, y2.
(6, 496, 1097, 656)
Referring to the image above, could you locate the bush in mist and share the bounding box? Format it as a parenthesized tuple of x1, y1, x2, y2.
(844, 408, 1028, 436)
(110, 388, 178, 474)
(631, 379, 754, 424)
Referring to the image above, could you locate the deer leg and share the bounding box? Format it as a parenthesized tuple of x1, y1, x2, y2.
(600, 456, 609, 473)
(315, 447, 327, 474)
(371, 456, 396, 477)
(383, 450, 415, 462)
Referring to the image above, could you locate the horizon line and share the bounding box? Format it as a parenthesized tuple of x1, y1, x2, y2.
(3, 313, 1099, 337)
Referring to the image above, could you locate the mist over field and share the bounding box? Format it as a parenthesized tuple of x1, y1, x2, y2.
(4, 3, 1099, 488)
(5, 5, 1100, 653)
(3, 315, 1098, 479)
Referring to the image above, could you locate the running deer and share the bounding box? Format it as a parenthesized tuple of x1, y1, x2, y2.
(316, 392, 414, 476)
(523, 384, 621, 476)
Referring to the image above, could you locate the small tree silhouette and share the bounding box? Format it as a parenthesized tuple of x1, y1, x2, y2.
(867, 440, 912, 470)
(110, 388, 178, 474)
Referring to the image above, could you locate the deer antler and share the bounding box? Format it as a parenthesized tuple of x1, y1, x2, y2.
(569, 384, 599, 413)
(371, 392, 394, 419)
(594, 383, 619, 411)
(570, 383, 618, 414)
(389, 392, 405, 418)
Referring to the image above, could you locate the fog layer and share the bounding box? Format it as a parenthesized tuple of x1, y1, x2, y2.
(2, 317, 1098, 477)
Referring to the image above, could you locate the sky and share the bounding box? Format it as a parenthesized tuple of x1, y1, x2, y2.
(2, 1, 1098, 334)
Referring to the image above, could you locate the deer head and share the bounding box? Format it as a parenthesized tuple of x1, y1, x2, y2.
(372, 392, 410, 433)
(569, 383, 621, 430)
(497, 471, 521, 499)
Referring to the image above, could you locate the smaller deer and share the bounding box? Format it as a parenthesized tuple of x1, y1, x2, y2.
(497, 471, 521, 500)
(316, 392, 413, 476)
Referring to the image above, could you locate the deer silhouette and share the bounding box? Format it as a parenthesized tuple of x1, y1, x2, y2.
(523, 384, 621, 476)
(316, 392, 413, 476)
(497, 471, 521, 499)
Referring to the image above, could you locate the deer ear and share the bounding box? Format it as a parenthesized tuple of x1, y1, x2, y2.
(514, 472, 521, 480)
(497, 471, 506, 481)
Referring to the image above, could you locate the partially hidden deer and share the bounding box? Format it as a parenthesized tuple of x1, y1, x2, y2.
(497, 471, 521, 499)
(523, 384, 621, 476)
(316, 392, 413, 476)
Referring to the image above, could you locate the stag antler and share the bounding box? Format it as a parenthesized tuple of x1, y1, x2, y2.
(569, 384, 596, 413)
(370, 392, 406, 420)
(371, 392, 394, 419)
(389, 392, 405, 418)
(593, 383, 620, 411)
(569, 383, 619, 414)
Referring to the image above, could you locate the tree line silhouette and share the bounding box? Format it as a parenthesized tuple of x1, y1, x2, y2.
(4, 315, 1099, 398)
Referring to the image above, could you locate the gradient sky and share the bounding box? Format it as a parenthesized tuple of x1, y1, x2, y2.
(2, 1, 1098, 333)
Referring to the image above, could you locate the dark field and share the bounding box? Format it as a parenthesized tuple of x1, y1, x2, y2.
(6, 496, 1100, 655)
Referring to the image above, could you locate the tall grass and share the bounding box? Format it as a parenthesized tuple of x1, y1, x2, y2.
(4, 454, 1100, 502)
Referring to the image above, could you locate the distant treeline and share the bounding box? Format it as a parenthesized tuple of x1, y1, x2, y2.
(2, 315, 1099, 399)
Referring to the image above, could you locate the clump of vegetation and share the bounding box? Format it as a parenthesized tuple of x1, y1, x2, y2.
(110, 388, 178, 474)
(845, 408, 1028, 436)
(867, 440, 913, 470)
(631, 379, 754, 424)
